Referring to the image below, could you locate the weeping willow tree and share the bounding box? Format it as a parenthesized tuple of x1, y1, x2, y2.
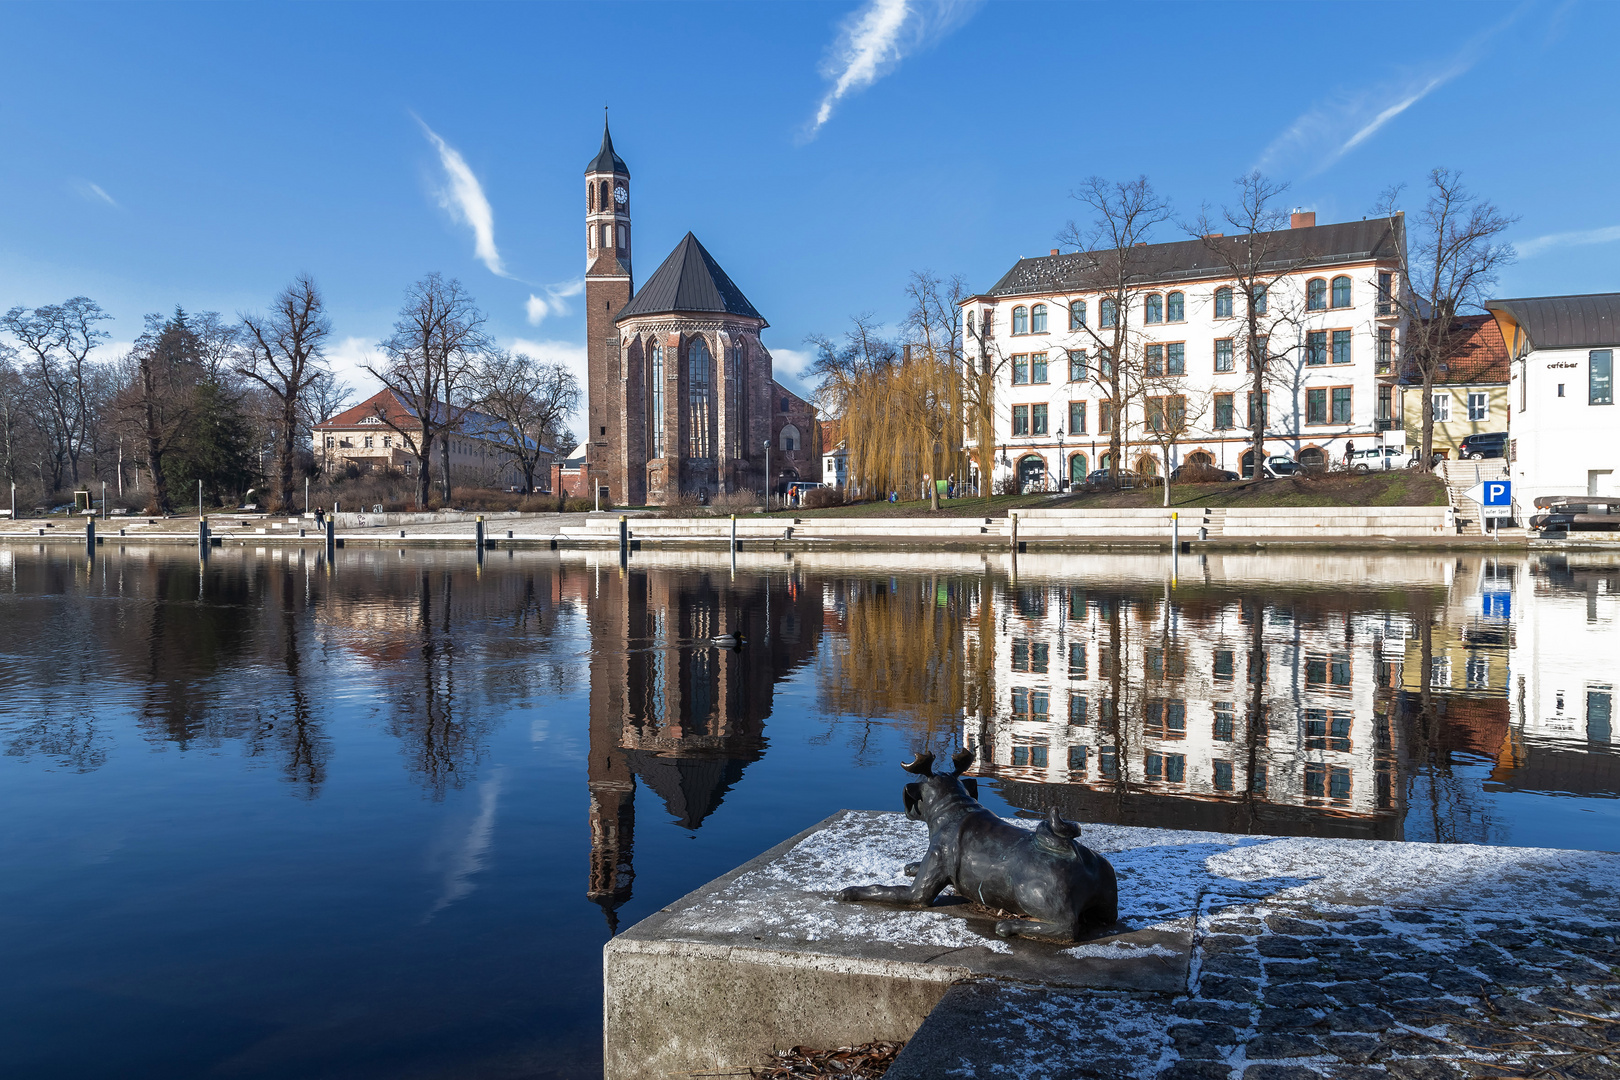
(808, 272, 968, 504)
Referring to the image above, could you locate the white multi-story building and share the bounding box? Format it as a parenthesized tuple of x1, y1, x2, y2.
(1485, 292, 1620, 507)
(961, 213, 1408, 489)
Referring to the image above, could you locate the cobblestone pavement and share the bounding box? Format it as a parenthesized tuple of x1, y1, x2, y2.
(888, 897, 1620, 1080)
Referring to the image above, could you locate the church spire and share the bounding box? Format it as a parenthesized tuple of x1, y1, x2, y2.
(586, 115, 629, 177)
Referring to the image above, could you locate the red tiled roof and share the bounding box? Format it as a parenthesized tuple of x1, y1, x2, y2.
(315, 389, 416, 429)
(1400, 314, 1510, 386)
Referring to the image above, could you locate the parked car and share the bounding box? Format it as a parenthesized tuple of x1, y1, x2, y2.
(1261, 456, 1299, 478)
(1170, 463, 1240, 482)
(1347, 446, 1406, 472)
(1458, 431, 1508, 460)
(1081, 469, 1160, 490)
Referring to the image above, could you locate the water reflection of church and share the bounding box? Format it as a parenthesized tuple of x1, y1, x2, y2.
(579, 558, 823, 930)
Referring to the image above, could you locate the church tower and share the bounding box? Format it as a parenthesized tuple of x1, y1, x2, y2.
(585, 119, 632, 502)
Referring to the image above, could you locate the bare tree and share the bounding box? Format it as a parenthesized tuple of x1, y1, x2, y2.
(471, 350, 581, 493)
(963, 299, 1010, 501)
(1137, 375, 1211, 506)
(806, 315, 903, 500)
(1185, 173, 1321, 476)
(365, 273, 490, 506)
(1056, 176, 1173, 486)
(1, 297, 112, 489)
(240, 276, 332, 509)
(1374, 169, 1516, 472)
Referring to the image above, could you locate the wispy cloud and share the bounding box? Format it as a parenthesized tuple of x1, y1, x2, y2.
(415, 116, 508, 277)
(508, 336, 589, 433)
(1515, 225, 1620, 259)
(525, 278, 585, 326)
(1256, 10, 1521, 177)
(72, 179, 118, 207)
(803, 0, 979, 140)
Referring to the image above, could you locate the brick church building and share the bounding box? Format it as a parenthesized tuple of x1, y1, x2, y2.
(583, 121, 815, 506)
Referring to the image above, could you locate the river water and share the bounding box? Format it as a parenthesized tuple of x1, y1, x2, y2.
(1, 545, 1616, 1078)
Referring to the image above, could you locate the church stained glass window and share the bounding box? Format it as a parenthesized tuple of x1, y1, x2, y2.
(648, 343, 664, 457)
(688, 338, 712, 459)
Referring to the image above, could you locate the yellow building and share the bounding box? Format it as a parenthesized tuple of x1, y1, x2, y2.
(1397, 314, 1510, 457)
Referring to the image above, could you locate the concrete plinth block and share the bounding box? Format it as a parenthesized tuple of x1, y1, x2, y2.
(604, 810, 1192, 1080)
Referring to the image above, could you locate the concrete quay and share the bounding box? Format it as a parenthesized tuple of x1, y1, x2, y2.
(605, 810, 1620, 1080)
(0, 505, 1553, 552)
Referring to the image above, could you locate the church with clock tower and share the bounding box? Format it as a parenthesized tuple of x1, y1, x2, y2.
(583, 120, 813, 506)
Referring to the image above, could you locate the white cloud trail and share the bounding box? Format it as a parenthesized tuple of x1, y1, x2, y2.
(525, 278, 586, 326)
(1515, 225, 1620, 259)
(805, 0, 979, 139)
(415, 116, 508, 277)
(72, 179, 118, 207)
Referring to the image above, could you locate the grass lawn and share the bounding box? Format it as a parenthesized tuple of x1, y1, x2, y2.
(769, 472, 1446, 519)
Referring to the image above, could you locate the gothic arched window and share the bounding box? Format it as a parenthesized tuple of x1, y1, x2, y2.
(779, 424, 800, 452)
(687, 338, 711, 459)
(599, 181, 610, 213)
(1011, 306, 1029, 335)
(1031, 304, 1048, 333)
(648, 343, 665, 457)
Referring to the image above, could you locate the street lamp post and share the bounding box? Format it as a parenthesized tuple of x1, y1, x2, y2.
(1056, 426, 1065, 491)
(763, 439, 772, 509)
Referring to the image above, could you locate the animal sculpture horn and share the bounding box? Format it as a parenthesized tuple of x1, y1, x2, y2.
(950, 747, 975, 776)
(901, 751, 935, 776)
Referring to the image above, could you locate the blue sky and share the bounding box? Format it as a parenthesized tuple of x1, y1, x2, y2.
(2, 0, 1615, 426)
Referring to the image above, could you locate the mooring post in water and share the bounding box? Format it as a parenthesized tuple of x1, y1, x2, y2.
(475, 515, 486, 549)
(618, 514, 628, 555)
(1170, 510, 1179, 588)
(198, 515, 210, 560)
(730, 514, 737, 555)
(1009, 511, 1019, 583)
(85, 517, 95, 558)
(325, 515, 335, 560)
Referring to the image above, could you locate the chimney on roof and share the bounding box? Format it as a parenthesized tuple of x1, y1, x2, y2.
(1135, 241, 1147, 247)
(1049, 248, 1059, 256)
(1291, 211, 1316, 229)
(1204, 232, 1224, 239)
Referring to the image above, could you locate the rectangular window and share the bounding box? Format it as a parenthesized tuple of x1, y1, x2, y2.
(1012, 355, 1029, 384)
(1213, 760, 1234, 791)
(1305, 762, 1326, 799)
(1250, 764, 1267, 795)
(1100, 746, 1118, 779)
(1068, 744, 1088, 773)
(1307, 330, 1328, 366)
(1147, 397, 1166, 432)
(1332, 387, 1352, 424)
(1030, 743, 1049, 767)
(1068, 693, 1088, 725)
(1032, 403, 1049, 435)
(1590, 686, 1613, 742)
(1214, 649, 1235, 680)
(1012, 405, 1030, 436)
(1593, 350, 1614, 405)
(1213, 703, 1235, 741)
(1069, 401, 1086, 435)
(1215, 339, 1234, 373)
(1167, 342, 1185, 375)
(1099, 402, 1115, 434)
(1468, 392, 1488, 421)
(1031, 353, 1048, 384)
(1249, 334, 1268, 371)
(1331, 653, 1351, 686)
(1377, 328, 1394, 373)
(1069, 641, 1087, 678)
(1030, 641, 1049, 674)
(1011, 638, 1028, 672)
(1068, 350, 1087, 382)
(1377, 271, 1394, 315)
(1307, 388, 1328, 424)
(1011, 687, 1028, 718)
(1214, 393, 1235, 430)
(1011, 743, 1028, 766)
(1146, 344, 1163, 376)
(1378, 385, 1393, 421)
(1030, 691, 1049, 720)
(1145, 752, 1162, 781)
(1329, 767, 1351, 801)
(363, 435, 374, 448)
(1432, 393, 1450, 422)
(1332, 329, 1351, 364)
(1164, 754, 1186, 783)
(1068, 588, 1086, 620)
(1248, 392, 1268, 430)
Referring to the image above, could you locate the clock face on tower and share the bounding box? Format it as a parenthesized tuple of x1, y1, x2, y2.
(613, 185, 628, 205)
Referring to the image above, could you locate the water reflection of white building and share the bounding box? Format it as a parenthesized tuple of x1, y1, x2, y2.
(963, 571, 1413, 834)
(1510, 554, 1617, 746)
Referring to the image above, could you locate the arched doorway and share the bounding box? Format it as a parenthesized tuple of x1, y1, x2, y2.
(1241, 449, 1261, 478)
(1298, 446, 1327, 472)
(1185, 450, 1214, 467)
(1069, 453, 1088, 487)
(1017, 454, 1046, 492)
(1136, 454, 1159, 478)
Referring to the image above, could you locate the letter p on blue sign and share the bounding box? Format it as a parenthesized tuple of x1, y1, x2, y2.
(1485, 482, 1510, 506)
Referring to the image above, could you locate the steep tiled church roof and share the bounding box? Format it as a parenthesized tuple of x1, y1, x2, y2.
(616, 232, 764, 323)
(585, 119, 628, 177)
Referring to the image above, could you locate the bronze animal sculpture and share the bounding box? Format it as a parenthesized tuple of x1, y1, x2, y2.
(836, 748, 1118, 942)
